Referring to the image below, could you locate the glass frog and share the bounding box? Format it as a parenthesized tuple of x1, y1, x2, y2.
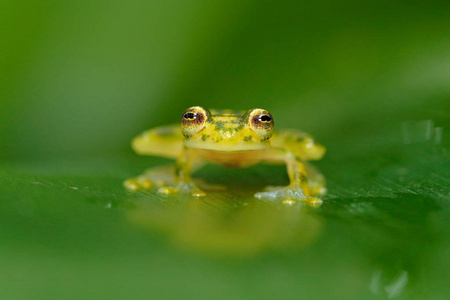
(124, 106, 326, 205)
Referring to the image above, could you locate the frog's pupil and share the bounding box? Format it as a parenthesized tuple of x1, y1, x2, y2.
(184, 113, 195, 119)
(260, 115, 271, 122)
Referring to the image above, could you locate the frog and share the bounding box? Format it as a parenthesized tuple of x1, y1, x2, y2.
(124, 106, 326, 205)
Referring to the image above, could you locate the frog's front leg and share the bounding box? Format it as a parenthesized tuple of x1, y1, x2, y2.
(255, 152, 323, 205)
(158, 148, 206, 197)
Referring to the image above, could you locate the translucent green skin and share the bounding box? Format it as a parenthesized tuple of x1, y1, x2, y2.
(124, 109, 326, 205)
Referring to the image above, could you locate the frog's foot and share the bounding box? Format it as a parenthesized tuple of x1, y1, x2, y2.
(123, 176, 155, 191)
(254, 184, 323, 206)
(124, 165, 176, 191)
(158, 181, 206, 197)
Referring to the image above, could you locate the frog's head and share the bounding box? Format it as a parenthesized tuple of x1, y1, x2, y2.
(181, 106, 274, 151)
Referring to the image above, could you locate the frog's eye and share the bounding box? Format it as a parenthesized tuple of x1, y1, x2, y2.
(181, 106, 210, 137)
(246, 108, 274, 139)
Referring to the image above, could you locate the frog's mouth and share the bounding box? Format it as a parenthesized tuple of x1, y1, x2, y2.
(184, 139, 270, 152)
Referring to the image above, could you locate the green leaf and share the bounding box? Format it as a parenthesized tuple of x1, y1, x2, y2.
(1, 1, 450, 299)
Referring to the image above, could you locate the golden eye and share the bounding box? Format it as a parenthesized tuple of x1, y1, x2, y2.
(181, 106, 210, 137)
(246, 108, 274, 139)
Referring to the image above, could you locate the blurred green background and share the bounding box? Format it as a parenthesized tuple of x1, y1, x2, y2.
(1, 1, 449, 299)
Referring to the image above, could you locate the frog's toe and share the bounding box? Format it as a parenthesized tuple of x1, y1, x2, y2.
(281, 198, 298, 206)
(157, 181, 206, 197)
(124, 177, 154, 191)
(158, 186, 179, 195)
(124, 179, 140, 191)
(280, 197, 322, 207)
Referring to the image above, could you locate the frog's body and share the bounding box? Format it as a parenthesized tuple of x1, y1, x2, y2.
(125, 107, 326, 205)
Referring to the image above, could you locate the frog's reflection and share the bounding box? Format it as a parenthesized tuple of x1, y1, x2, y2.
(127, 194, 323, 256)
